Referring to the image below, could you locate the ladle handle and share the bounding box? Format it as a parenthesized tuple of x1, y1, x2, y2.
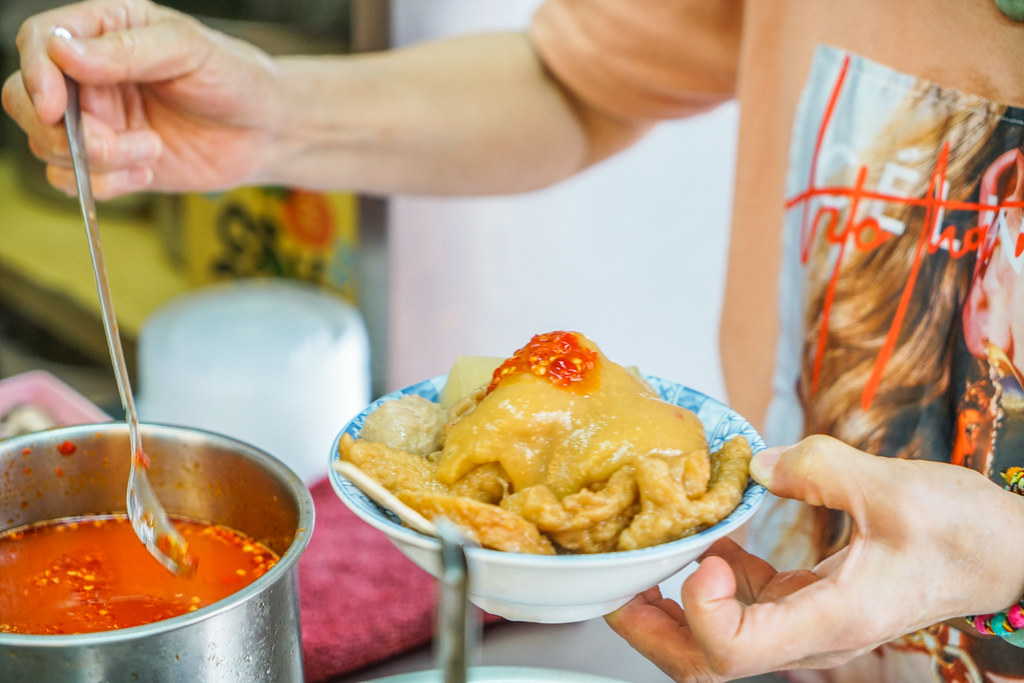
(59, 45, 194, 578)
(61, 65, 140, 444)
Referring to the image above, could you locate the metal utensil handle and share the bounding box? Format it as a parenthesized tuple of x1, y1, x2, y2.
(62, 75, 140, 446)
(64, 73, 149, 553)
(436, 520, 478, 683)
(60, 63, 192, 577)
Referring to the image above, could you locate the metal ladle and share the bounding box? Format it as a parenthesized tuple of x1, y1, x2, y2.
(59, 40, 196, 576)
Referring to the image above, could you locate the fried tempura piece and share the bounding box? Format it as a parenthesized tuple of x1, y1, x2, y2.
(447, 462, 511, 504)
(398, 490, 556, 555)
(338, 433, 444, 494)
(617, 436, 752, 550)
(501, 466, 639, 553)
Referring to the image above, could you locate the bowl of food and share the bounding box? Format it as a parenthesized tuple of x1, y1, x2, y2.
(330, 331, 766, 623)
(0, 422, 314, 681)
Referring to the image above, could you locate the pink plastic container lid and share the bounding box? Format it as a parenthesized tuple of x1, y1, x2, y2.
(0, 370, 110, 426)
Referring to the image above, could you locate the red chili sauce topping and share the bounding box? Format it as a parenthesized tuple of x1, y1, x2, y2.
(0, 515, 278, 635)
(488, 331, 599, 394)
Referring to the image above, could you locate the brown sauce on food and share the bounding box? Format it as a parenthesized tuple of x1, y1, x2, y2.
(0, 514, 278, 635)
(341, 331, 752, 555)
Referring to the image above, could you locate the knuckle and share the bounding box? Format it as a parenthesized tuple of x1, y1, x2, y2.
(799, 433, 840, 455)
(702, 649, 743, 679)
(44, 165, 75, 197)
(0, 78, 16, 116)
(107, 29, 138, 68)
(791, 434, 843, 473)
(13, 20, 34, 52)
(26, 137, 49, 160)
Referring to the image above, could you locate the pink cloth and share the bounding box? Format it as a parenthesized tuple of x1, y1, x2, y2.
(298, 476, 438, 682)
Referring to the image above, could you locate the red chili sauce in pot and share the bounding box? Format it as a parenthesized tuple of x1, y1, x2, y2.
(0, 515, 278, 635)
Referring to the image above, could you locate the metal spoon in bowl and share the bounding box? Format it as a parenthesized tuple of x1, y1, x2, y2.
(332, 460, 479, 682)
(59, 45, 196, 577)
(435, 519, 480, 683)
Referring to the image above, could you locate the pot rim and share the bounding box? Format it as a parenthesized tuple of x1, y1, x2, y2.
(0, 421, 315, 647)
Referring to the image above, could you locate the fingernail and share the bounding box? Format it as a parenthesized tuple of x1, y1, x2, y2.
(107, 167, 154, 197)
(87, 135, 110, 163)
(52, 27, 87, 56)
(136, 167, 155, 188)
(749, 446, 784, 488)
(127, 166, 155, 190)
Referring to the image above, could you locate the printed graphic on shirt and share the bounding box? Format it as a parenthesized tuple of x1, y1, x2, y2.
(766, 44, 1024, 682)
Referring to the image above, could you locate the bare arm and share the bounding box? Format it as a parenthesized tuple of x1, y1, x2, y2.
(1, 0, 648, 199)
(264, 33, 649, 195)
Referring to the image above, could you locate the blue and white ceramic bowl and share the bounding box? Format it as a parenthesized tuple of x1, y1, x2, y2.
(329, 375, 766, 623)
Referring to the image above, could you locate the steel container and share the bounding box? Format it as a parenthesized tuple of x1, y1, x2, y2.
(0, 422, 315, 682)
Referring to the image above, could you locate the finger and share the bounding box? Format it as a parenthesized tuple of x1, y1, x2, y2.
(0, 71, 57, 144)
(605, 588, 672, 637)
(755, 568, 819, 603)
(754, 435, 905, 517)
(16, 0, 200, 123)
(637, 587, 687, 623)
(811, 544, 848, 578)
(19, 94, 160, 173)
(606, 589, 721, 682)
(16, 0, 152, 124)
(683, 555, 879, 671)
(47, 163, 154, 199)
(678, 554, 767, 678)
(47, 18, 215, 86)
(682, 555, 823, 671)
(699, 537, 779, 604)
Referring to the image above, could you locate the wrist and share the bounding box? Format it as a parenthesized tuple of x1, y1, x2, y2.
(251, 55, 303, 187)
(967, 468, 1024, 646)
(256, 55, 375, 190)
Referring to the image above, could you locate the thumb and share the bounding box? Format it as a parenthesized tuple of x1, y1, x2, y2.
(750, 435, 890, 515)
(679, 552, 815, 671)
(681, 553, 743, 633)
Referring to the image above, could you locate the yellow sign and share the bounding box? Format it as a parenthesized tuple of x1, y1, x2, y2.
(181, 187, 359, 302)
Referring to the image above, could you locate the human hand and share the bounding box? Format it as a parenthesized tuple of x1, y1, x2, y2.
(605, 435, 1024, 682)
(1, 0, 280, 199)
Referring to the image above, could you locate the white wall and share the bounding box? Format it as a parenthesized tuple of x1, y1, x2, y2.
(386, 0, 738, 404)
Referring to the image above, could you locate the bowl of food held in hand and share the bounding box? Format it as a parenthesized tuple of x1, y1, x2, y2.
(330, 331, 766, 623)
(0, 422, 314, 681)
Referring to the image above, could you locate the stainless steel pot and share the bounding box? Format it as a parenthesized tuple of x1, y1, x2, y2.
(0, 422, 315, 682)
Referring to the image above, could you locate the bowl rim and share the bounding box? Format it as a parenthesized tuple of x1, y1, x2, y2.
(329, 374, 766, 566)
